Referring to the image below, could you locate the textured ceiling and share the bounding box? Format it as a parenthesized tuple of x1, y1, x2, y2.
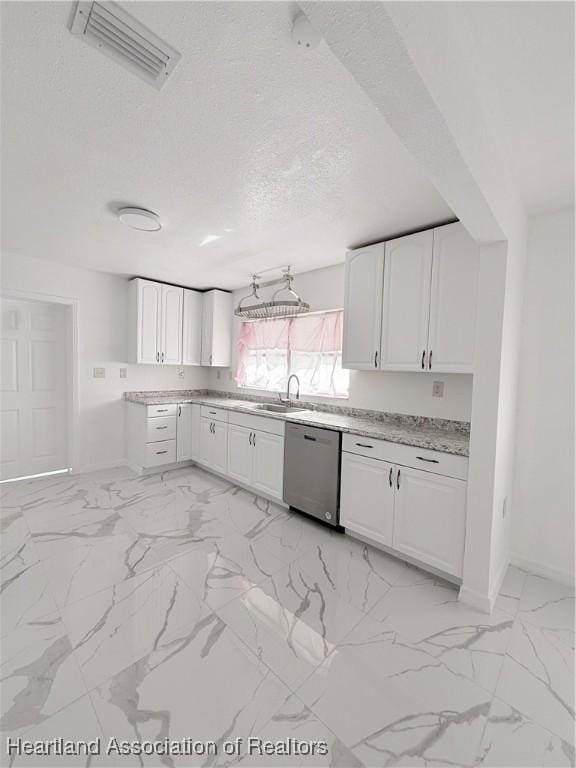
(0, 1, 453, 289)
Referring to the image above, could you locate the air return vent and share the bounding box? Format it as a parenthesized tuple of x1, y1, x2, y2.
(70, 1, 181, 90)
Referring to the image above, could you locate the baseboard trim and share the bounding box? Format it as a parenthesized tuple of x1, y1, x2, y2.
(510, 552, 574, 588)
(70, 460, 128, 475)
(458, 585, 494, 614)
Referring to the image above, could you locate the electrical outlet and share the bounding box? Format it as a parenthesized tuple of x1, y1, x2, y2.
(119, 368, 127, 379)
(502, 496, 508, 518)
(93, 367, 105, 379)
(178, 368, 185, 379)
(432, 381, 444, 397)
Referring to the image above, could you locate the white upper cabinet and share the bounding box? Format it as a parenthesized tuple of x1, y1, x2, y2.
(160, 284, 183, 364)
(427, 222, 479, 373)
(133, 279, 162, 364)
(201, 290, 232, 367)
(342, 243, 385, 370)
(182, 289, 202, 366)
(342, 222, 478, 374)
(130, 278, 182, 365)
(380, 229, 433, 371)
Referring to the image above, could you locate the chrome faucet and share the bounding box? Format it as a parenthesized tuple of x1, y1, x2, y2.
(280, 374, 300, 407)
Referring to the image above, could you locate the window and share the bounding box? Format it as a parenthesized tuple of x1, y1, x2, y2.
(236, 310, 349, 398)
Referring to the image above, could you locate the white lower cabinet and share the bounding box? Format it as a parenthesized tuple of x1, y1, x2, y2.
(227, 418, 285, 501)
(176, 404, 201, 462)
(199, 416, 228, 474)
(392, 466, 466, 577)
(340, 437, 467, 578)
(252, 430, 284, 499)
(227, 424, 253, 485)
(340, 452, 395, 547)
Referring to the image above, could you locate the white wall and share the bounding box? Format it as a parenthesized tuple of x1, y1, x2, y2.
(208, 263, 473, 421)
(1, 252, 209, 473)
(511, 208, 575, 582)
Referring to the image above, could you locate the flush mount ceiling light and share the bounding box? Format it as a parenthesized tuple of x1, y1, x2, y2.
(118, 207, 161, 231)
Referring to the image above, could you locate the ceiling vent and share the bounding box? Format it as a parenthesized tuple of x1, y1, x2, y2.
(70, 1, 181, 90)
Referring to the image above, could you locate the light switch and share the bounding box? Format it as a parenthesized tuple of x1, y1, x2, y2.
(432, 381, 444, 397)
(119, 368, 127, 379)
(93, 367, 106, 379)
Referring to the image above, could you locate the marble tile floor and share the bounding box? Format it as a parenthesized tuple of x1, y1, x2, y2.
(1, 466, 574, 767)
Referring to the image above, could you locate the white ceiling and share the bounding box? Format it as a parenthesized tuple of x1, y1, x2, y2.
(0, 1, 453, 290)
(435, 1, 574, 217)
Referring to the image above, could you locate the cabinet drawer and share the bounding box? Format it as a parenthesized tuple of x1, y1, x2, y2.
(342, 433, 468, 480)
(145, 439, 176, 467)
(146, 416, 176, 443)
(147, 403, 177, 418)
(228, 411, 285, 436)
(201, 405, 229, 423)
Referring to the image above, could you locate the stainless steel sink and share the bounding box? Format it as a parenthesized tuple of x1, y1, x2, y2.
(251, 403, 308, 414)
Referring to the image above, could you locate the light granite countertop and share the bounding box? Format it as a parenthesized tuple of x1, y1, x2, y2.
(124, 390, 470, 457)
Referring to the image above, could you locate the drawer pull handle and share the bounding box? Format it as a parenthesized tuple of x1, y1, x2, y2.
(156, 426, 168, 430)
(156, 409, 168, 413)
(156, 450, 168, 455)
(209, 411, 217, 415)
(389, 466, 393, 487)
(416, 456, 439, 464)
(355, 442, 373, 448)
(304, 435, 316, 442)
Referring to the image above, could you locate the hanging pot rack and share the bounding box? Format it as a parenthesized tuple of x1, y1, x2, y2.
(234, 266, 310, 320)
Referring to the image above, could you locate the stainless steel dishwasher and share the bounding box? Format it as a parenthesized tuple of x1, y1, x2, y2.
(283, 423, 342, 527)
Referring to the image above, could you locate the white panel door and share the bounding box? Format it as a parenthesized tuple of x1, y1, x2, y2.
(342, 244, 385, 370)
(190, 404, 201, 461)
(1, 298, 68, 481)
(199, 417, 213, 467)
(380, 230, 433, 371)
(182, 289, 202, 366)
(392, 466, 467, 577)
(427, 223, 479, 373)
(176, 404, 193, 462)
(252, 430, 284, 500)
(211, 420, 228, 475)
(201, 290, 232, 367)
(137, 279, 161, 364)
(227, 424, 253, 486)
(201, 291, 214, 366)
(340, 452, 395, 546)
(160, 284, 183, 364)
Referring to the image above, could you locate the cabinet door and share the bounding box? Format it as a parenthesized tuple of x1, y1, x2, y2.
(252, 430, 284, 500)
(212, 420, 228, 475)
(200, 291, 214, 366)
(176, 405, 192, 462)
(380, 230, 433, 371)
(199, 417, 213, 467)
(340, 452, 395, 546)
(427, 223, 479, 373)
(160, 284, 183, 364)
(201, 290, 232, 367)
(190, 404, 201, 461)
(342, 244, 385, 370)
(227, 424, 253, 486)
(392, 466, 466, 577)
(182, 289, 202, 366)
(137, 279, 161, 364)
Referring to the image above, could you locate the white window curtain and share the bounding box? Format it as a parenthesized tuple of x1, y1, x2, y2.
(236, 311, 349, 398)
